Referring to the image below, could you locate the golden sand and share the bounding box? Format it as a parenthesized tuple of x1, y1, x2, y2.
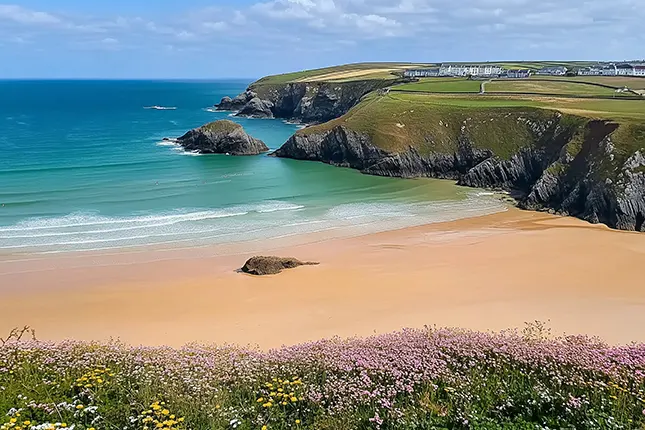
(1, 208, 644, 348)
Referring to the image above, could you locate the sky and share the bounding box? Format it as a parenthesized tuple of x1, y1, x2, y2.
(0, 0, 643, 79)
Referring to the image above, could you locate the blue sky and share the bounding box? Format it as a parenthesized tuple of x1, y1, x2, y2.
(1, 0, 643, 79)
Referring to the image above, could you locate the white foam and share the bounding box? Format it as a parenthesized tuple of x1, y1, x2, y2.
(144, 106, 177, 110)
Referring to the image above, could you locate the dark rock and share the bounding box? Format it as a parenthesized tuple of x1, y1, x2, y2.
(241, 256, 319, 276)
(220, 80, 396, 123)
(215, 91, 256, 111)
(236, 97, 275, 119)
(176, 120, 268, 155)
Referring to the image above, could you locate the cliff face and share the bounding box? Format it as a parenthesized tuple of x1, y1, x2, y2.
(274, 116, 645, 232)
(216, 80, 394, 123)
(176, 120, 269, 155)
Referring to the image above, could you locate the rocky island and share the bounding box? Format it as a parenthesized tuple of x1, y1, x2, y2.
(174, 119, 269, 155)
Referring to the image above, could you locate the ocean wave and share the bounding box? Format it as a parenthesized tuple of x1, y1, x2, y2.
(0, 202, 304, 234)
(144, 106, 177, 110)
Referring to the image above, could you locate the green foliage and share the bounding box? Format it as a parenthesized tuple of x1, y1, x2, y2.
(393, 79, 481, 93)
(202, 120, 241, 133)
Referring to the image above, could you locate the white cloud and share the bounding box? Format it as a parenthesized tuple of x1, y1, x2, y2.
(0, 4, 60, 24)
(202, 21, 227, 31)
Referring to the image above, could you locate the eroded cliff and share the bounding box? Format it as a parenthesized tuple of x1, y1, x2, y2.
(216, 80, 396, 123)
(273, 105, 645, 231)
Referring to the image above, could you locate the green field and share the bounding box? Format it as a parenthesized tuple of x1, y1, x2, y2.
(537, 75, 645, 90)
(485, 80, 623, 96)
(254, 62, 433, 84)
(390, 75, 645, 99)
(392, 78, 481, 93)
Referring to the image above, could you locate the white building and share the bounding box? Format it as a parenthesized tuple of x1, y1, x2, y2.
(634, 66, 645, 76)
(403, 68, 440, 78)
(536, 66, 567, 76)
(439, 64, 503, 77)
(616, 63, 635, 76)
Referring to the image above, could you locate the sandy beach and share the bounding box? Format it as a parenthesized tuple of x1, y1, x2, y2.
(1, 207, 644, 348)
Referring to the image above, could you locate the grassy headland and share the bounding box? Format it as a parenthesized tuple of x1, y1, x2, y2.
(2, 325, 645, 429)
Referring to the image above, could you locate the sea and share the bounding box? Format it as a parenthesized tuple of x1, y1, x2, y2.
(0, 80, 505, 256)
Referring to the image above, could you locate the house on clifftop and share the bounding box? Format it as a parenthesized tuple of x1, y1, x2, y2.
(535, 66, 567, 76)
(403, 68, 440, 78)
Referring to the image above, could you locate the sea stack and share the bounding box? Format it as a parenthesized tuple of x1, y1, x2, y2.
(176, 120, 269, 155)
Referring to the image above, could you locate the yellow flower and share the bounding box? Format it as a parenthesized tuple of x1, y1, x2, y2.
(61, 424, 68, 428)
(295, 420, 301, 425)
(262, 427, 267, 430)
(177, 418, 184, 423)
(88, 428, 96, 430)
(281, 402, 287, 406)
(262, 402, 272, 408)
(23, 422, 31, 426)
(76, 405, 84, 410)
(161, 410, 169, 416)
(610, 395, 618, 400)
(257, 398, 264, 403)
(155, 424, 163, 429)
(169, 415, 175, 420)
(291, 397, 298, 402)
(9, 420, 17, 425)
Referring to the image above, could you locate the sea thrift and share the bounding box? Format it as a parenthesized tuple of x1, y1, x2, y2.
(1, 327, 644, 429)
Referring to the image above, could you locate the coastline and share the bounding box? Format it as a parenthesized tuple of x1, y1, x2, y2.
(2, 207, 644, 348)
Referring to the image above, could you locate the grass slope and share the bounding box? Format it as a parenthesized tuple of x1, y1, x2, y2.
(254, 62, 431, 85)
(300, 91, 645, 157)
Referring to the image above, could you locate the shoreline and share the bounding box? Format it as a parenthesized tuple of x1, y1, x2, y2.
(2, 208, 645, 348)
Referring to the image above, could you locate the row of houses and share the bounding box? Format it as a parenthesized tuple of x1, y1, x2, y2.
(404, 64, 571, 79)
(403, 64, 533, 79)
(578, 63, 645, 76)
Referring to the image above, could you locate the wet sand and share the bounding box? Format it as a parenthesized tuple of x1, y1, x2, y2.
(1, 208, 644, 348)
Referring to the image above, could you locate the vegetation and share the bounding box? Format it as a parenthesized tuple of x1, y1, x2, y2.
(392, 79, 482, 93)
(253, 63, 429, 85)
(202, 120, 242, 133)
(485, 80, 624, 97)
(2, 324, 644, 430)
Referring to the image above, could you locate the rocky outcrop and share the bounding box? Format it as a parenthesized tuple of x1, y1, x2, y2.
(237, 97, 275, 119)
(273, 118, 645, 232)
(216, 80, 395, 123)
(241, 256, 319, 275)
(176, 120, 268, 155)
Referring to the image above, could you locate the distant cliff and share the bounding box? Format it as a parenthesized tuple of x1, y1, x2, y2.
(274, 106, 645, 232)
(216, 79, 396, 123)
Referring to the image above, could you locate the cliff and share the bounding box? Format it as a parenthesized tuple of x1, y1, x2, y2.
(175, 120, 268, 155)
(273, 98, 645, 232)
(215, 79, 396, 123)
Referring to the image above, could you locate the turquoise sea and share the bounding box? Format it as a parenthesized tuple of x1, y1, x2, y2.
(0, 80, 504, 255)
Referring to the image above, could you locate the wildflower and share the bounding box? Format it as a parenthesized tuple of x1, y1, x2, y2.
(291, 397, 297, 402)
(262, 427, 267, 430)
(10, 420, 17, 425)
(257, 398, 264, 403)
(76, 405, 84, 410)
(22, 422, 30, 426)
(88, 428, 96, 430)
(262, 402, 272, 408)
(177, 418, 184, 422)
(295, 420, 301, 424)
(161, 410, 169, 415)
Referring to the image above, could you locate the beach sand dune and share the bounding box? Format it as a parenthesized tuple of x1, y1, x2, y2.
(1, 208, 644, 348)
